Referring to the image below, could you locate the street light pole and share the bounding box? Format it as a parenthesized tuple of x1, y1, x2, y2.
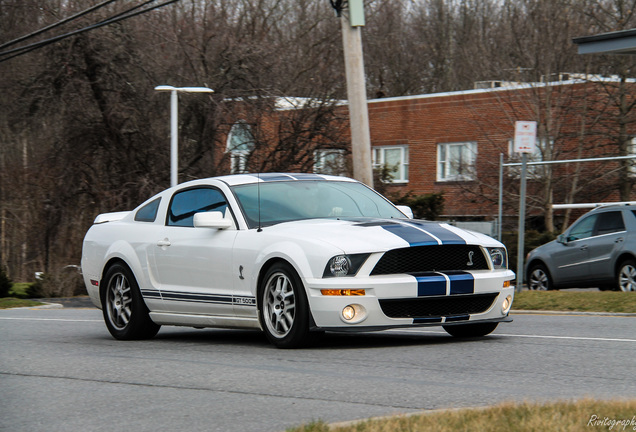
(154, 85, 214, 187)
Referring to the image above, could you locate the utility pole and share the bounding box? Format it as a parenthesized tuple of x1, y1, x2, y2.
(332, 0, 373, 187)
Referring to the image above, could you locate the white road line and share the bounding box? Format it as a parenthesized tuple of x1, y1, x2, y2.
(392, 328, 636, 343)
(0, 317, 101, 323)
(2, 318, 635, 343)
(495, 333, 636, 343)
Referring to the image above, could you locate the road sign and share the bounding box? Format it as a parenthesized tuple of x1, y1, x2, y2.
(514, 121, 537, 154)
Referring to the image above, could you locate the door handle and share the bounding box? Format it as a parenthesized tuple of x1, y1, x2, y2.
(157, 239, 171, 247)
(580, 245, 588, 251)
(615, 237, 624, 243)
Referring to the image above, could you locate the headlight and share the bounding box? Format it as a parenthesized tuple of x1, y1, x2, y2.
(487, 247, 508, 269)
(323, 254, 370, 277)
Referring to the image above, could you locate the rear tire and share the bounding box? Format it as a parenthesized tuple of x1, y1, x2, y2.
(527, 264, 552, 291)
(617, 260, 636, 292)
(443, 322, 498, 338)
(101, 263, 160, 340)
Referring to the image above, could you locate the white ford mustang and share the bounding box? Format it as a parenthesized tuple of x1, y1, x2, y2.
(81, 173, 515, 348)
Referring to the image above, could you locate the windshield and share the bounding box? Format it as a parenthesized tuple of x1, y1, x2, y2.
(231, 180, 405, 228)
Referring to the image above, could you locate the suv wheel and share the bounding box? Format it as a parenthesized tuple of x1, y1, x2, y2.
(527, 264, 552, 291)
(617, 260, 636, 292)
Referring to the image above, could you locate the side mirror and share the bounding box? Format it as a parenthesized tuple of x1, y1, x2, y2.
(557, 234, 567, 244)
(396, 205, 414, 219)
(193, 211, 232, 229)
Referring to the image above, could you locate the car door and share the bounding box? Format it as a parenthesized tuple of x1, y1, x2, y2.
(150, 187, 238, 316)
(586, 210, 626, 280)
(550, 213, 598, 285)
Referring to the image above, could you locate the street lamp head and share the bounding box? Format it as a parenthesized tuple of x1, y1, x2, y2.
(178, 87, 214, 93)
(154, 85, 176, 91)
(154, 85, 214, 93)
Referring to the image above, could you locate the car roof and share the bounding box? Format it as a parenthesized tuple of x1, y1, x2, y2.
(178, 173, 358, 188)
(588, 202, 636, 213)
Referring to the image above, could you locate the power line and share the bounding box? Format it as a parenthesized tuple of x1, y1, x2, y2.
(0, 0, 180, 63)
(0, 0, 120, 51)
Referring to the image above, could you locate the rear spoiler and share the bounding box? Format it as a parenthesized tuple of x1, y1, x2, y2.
(94, 211, 131, 224)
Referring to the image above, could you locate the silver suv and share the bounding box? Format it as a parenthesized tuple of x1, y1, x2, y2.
(525, 204, 636, 291)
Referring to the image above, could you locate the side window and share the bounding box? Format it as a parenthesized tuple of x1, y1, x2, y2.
(168, 188, 228, 227)
(567, 214, 597, 241)
(595, 211, 625, 236)
(135, 198, 161, 222)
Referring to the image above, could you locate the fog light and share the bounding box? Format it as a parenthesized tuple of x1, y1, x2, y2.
(502, 295, 513, 314)
(340, 304, 367, 324)
(342, 305, 356, 321)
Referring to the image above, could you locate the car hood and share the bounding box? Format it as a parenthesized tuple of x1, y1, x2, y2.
(262, 217, 503, 254)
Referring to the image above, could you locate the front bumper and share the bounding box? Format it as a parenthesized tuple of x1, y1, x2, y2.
(305, 270, 515, 330)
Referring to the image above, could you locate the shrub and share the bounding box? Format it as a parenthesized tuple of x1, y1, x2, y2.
(390, 191, 445, 220)
(26, 267, 86, 298)
(502, 230, 558, 276)
(0, 267, 11, 298)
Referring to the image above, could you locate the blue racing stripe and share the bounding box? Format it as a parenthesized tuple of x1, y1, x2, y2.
(382, 224, 440, 247)
(445, 315, 470, 322)
(414, 317, 443, 324)
(253, 173, 294, 182)
(448, 272, 475, 295)
(416, 273, 447, 296)
(289, 173, 325, 180)
(406, 221, 466, 245)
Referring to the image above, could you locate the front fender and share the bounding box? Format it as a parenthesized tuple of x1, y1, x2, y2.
(247, 237, 343, 297)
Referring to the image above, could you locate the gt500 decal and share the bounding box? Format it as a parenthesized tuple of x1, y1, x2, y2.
(155, 291, 256, 307)
(233, 296, 257, 306)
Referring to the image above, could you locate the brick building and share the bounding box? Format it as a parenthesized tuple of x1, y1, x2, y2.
(221, 76, 636, 229)
(363, 76, 636, 228)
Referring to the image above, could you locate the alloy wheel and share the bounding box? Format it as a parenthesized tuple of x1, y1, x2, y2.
(263, 272, 296, 338)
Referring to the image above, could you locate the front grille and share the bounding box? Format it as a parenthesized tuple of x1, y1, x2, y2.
(371, 245, 488, 275)
(379, 293, 498, 319)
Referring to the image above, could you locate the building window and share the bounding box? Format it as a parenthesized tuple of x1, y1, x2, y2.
(628, 138, 636, 177)
(372, 145, 409, 183)
(437, 142, 477, 181)
(314, 149, 347, 176)
(226, 121, 255, 174)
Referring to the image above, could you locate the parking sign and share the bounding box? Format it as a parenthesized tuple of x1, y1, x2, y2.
(514, 121, 537, 154)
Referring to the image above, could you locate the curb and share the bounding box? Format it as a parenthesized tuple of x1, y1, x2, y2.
(9, 302, 63, 310)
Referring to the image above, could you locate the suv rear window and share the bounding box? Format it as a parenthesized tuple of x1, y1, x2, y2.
(596, 211, 625, 236)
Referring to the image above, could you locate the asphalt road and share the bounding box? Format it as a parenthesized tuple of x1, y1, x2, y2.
(1, 306, 634, 432)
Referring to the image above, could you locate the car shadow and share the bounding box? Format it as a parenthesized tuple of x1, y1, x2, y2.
(150, 327, 493, 350)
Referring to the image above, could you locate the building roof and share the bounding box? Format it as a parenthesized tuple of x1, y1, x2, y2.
(573, 29, 636, 55)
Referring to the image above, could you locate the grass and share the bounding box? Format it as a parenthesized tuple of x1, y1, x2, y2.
(0, 297, 45, 309)
(512, 290, 636, 313)
(287, 399, 636, 432)
(0, 282, 43, 309)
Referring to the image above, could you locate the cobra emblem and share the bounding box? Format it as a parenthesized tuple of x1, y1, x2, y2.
(467, 251, 474, 266)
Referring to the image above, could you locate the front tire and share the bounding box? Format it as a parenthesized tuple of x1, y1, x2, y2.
(101, 263, 160, 340)
(617, 260, 636, 292)
(443, 322, 498, 338)
(259, 262, 310, 348)
(527, 264, 552, 291)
